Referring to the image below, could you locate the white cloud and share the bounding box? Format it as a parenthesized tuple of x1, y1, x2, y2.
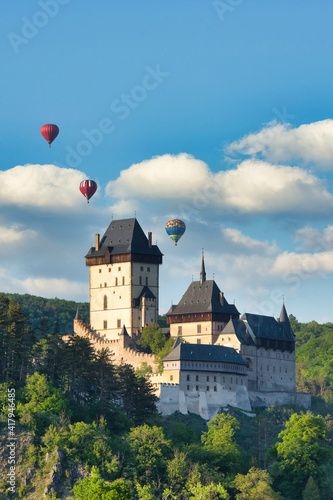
(225, 119, 333, 168)
(106, 154, 333, 216)
(0, 225, 37, 246)
(222, 228, 279, 255)
(294, 225, 333, 252)
(0, 164, 90, 211)
(106, 153, 211, 200)
(272, 250, 333, 276)
(0, 266, 87, 301)
(107, 199, 141, 217)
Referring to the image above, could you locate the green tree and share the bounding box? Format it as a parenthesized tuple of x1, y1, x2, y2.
(73, 466, 131, 500)
(137, 324, 167, 354)
(201, 413, 242, 474)
(233, 467, 281, 499)
(270, 412, 332, 499)
(188, 481, 229, 499)
(302, 476, 321, 500)
(127, 424, 172, 487)
(18, 372, 69, 432)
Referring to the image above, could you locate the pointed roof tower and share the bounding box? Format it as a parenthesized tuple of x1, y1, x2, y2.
(278, 302, 294, 339)
(74, 307, 82, 321)
(200, 252, 206, 285)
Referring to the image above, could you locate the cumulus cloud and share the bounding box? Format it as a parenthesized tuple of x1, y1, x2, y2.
(272, 250, 333, 276)
(294, 225, 333, 252)
(106, 153, 211, 200)
(0, 164, 89, 211)
(222, 228, 279, 255)
(106, 154, 333, 216)
(0, 266, 87, 301)
(225, 119, 333, 168)
(0, 224, 37, 246)
(107, 198, 141, 217)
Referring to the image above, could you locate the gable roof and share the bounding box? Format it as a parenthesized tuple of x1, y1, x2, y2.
(162, 342, 247, 365)
(242, 313, 295, 342)
(220, 319, 256, 346)
(86, 218, 162, 258)
(167, 280, 239, 316)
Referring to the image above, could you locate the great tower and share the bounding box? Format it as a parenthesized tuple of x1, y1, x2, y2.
(85, 218, 163, 340)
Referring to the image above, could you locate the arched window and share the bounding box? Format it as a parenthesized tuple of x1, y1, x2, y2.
(103, 295, 107, 310)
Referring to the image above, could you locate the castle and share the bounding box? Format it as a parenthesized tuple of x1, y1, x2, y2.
(68, 217, 310, 419)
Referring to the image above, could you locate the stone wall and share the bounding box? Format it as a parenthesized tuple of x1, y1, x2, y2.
(249, 390, 311, 409)
(64, 319, 158, 372)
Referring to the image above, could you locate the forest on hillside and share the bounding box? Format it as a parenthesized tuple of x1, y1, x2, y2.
(1, 293, 333, 499)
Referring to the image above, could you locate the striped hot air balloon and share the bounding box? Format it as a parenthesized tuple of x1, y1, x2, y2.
(165, 219, 186, 245)
(79, 180, 97, 203)
(40, 124, 59, 147)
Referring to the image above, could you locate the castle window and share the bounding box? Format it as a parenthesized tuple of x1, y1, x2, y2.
(108, 268, 111, 272)
(99, 269, 102, 273)
(118, 266, 121, 271)
(147, 267, 150, 272)
(214, 376, 216, 382)
(178, 326, 182, 335)
(214, 386, 217, 392)
(187, 375, 190, 381)
(140, 266, 144, 271)
(115, 277, 118, 286)
(103, 320, 107, 329)
(170, 375, 173, 381)
(122, 276, 125, 285)
(197, 324, 201, 333)
(146, 277, 148, 286)
(196, 375, 199, 381)
(196, 385, 199, 391)
(207, 386, 210, 391)
(103, 295, 107, 310)
(197, 339, 201, 344)
(104, 282, 107, 287)
(207, 376, 209, 381)
(139, 276, 142, 285)
(187, 385, 190, 390)
(117, 319, 121, 328)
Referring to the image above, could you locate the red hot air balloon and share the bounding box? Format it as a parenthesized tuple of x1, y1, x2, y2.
(41, 124, 59, 147)
(79, 180, 97, 203)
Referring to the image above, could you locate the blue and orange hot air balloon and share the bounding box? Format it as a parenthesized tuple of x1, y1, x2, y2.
(79, 180, 97, 203)
(165, 219, 186, 245)
(41, 124, 59, 147)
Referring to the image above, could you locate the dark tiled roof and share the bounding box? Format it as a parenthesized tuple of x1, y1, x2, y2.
(221, 319, 255, 346)
(136, 286, 156, 300)
(162, 342, 247, 365)
(242, 313, 295, 342)
(167, 280, 239, 316)
(86, 218, 162, 258)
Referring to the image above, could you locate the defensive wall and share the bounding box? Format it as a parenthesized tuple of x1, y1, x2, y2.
(63, 319, 158, 372)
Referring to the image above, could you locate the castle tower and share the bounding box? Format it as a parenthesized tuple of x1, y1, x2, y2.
(167, 257, 239, 344)
(85, 218, 163, 340)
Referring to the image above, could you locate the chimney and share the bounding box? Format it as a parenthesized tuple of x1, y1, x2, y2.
(148, 232, 152, 248)
(95, 233, 100, 251)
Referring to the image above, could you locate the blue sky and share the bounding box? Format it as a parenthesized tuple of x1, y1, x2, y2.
(2, 0, 333, 322)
